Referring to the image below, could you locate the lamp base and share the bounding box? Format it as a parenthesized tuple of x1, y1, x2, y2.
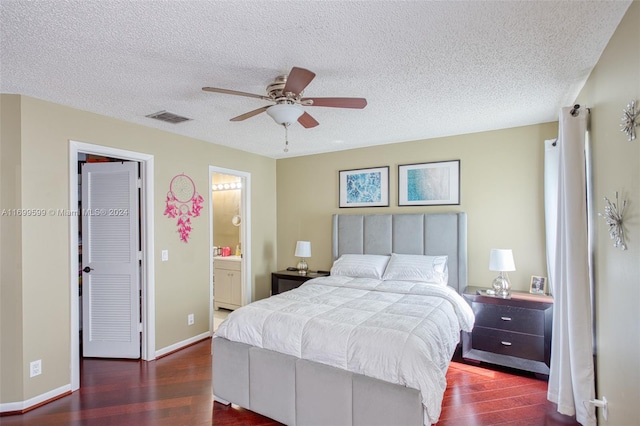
(297, 259, 308, 275)
(492, 273, 511, 298)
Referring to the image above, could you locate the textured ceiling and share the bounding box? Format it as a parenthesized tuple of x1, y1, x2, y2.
(0, 1, 631, 159)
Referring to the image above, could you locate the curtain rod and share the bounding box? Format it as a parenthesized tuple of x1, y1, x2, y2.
(570, 104, 591, 117)
(552, 105, 591, 146)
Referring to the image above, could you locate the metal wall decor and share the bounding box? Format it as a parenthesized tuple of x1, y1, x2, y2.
(620, 100, 639, 141)
(598, 192, 627, 250)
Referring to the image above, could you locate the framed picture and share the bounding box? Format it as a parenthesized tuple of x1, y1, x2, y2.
(339, 166, 389, 208)
(529, 275, 547, 295)
(398, 160, 460, 206)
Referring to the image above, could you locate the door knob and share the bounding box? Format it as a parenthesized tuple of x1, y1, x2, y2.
(83, 266, 94, 273)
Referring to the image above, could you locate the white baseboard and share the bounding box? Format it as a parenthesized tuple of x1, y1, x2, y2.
(0, 384, 71, 414)
(155, 332, 210, 358)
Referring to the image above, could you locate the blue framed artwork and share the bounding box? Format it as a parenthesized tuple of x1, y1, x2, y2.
(339, 166, 389, 208)
(398, 160, 460, 206)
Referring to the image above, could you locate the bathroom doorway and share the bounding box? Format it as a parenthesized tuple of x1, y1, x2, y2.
(209, 166, 251, 332)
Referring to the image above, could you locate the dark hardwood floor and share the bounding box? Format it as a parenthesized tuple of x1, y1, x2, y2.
(2, 338, 579, 425)
(438, 360, 579, 425)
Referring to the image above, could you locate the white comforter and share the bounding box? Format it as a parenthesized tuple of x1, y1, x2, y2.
(214, 275, 475, 424)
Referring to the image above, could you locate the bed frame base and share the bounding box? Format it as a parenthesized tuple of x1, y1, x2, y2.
(213, 337, 424, 426)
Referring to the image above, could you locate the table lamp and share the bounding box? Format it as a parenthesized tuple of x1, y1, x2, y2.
(294, 241, 311, 275)
(489, 249, 515, 298)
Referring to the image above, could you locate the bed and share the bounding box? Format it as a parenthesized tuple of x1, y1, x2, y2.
(212, 212, 473, 426)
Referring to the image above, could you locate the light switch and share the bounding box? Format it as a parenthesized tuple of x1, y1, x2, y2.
(162, 250, 169, 261)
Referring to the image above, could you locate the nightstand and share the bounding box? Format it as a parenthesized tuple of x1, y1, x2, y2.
(271, 270, 330, 295)
(462, 286, 553, 376)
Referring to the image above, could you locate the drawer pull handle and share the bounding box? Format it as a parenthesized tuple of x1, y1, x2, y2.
(501, 341, 512, 346)
(501, 316, 512, 321)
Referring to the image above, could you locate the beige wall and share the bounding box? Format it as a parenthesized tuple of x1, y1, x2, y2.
(576, 1, 639, 423)
(1, 95, 25, 403)
(0, 95, 277, 403)
(277, 122, 557, 292)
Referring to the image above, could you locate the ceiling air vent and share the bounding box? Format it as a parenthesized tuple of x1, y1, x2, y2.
(146, 110, 192, 124)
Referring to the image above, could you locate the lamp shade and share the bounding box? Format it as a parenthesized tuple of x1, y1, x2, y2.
(489, 249, 515, 271)
(267, 104, 304, 125)
(294, 241, 311, 258)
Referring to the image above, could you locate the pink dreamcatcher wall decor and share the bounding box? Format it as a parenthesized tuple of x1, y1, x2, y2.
(164, 173, 204, 242)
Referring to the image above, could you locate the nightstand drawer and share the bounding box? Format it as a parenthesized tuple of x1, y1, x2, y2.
(472, 326, 545, 362)
(472, 302, 544, 335)
(271, 270, 330, 295)
(277, 278, 306, 294)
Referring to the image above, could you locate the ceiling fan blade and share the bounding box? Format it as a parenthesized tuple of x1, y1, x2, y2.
(282, 67, 316, 96)
(202, 87, 272, 101)
(230, 106, 270, 121)
(298, 112, 319, 128)
(301, 97, 367, 109)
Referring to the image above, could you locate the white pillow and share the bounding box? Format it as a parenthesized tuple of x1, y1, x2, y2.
(382, 253, 448, 285)
(330, 254, 391, 279)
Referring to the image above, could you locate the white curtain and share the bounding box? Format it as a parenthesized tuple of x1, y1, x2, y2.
(545, 107, 596, 425)
(544, 138, 558, 285)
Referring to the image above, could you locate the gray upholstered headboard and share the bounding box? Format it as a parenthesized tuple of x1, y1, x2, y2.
(332, 212, 467, 294)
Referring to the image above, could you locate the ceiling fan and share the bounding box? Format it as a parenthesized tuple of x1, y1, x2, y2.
(202, 66, 367, 129)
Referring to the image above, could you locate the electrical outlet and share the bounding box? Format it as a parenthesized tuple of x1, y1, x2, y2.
(30, 360, 42, 377)
(187, 314, 194, 325)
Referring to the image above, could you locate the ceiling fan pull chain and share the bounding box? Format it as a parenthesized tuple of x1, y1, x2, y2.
(283, 123, 289, 152)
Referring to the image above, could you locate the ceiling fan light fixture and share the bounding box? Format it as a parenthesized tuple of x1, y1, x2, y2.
(267, 104, 304, 125)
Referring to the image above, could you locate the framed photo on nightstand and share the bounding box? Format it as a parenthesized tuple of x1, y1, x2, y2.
(529, 275, 547, 295)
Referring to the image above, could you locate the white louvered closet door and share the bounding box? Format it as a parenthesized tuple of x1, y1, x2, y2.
(82, 161, 140, 358)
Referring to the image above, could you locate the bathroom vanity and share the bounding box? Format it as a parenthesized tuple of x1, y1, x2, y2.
(213, 256, 243, 310)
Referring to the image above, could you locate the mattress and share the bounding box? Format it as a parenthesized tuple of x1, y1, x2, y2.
(214, 275, 475, 423)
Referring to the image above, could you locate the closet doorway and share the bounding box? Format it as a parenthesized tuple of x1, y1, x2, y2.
(209, 166, 251, 333)
(69, 141, 155, 391)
